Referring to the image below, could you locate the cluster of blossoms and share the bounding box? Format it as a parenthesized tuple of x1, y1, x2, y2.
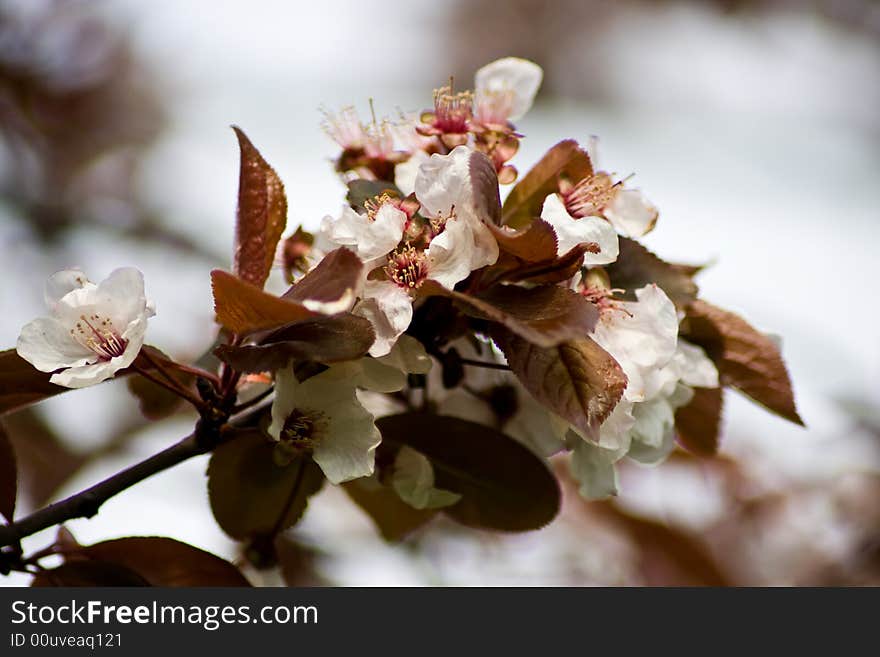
(14, 56, 798, 549)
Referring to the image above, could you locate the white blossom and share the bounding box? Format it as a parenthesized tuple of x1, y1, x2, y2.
(474, 57, 543, 124)
(540, 193, 619, 264)
(17, 268, 154, 389)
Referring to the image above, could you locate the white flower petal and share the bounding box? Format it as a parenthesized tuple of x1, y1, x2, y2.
(301, 287, 355, 314)
(395, 150, 428, 197)
(675, 341, 720, 389)
(413, 146, 473, 219)
(323, 204, 406, 264)
(311, 388, 381, 484)
(605, 189, 658, 237)
(44, 269, 93, 310)
(392, 446, 461, 510)
(569, 439, 622, 500)
(540, 194, 618, 263)
(475, 57, 543, 121)
(95, 267, 152, 328)
(50, 358, 122, 388)
(16, 317, 94, 372)
(627, 397, 677, 465)
(377, 334, 432, 375)
(355, 280, 413, 357)
(427, 218, 479, 289)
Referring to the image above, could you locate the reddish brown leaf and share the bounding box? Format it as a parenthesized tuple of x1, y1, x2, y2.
(211, 269, 318, 335)
(675, 386, 724, 456)
(32, 561, 150, 587)
(682, 301, 804, 426)
(487, 219, 558, 262)
(495, 330, 627, 436)
(0, 349, 67, 416)
(215, 314, 374, 373)
(68, 536, 251, 586)
(126, 372, 191, 420)
(376, 413, 560, 532)
(282, 246, 362, 307)
(605, 237, 698, 307)
(233, 126, 288, 289)
(208, 429, 325, 540)
(596, 502, 731, 586)
(468, 150, 502, 225)
(421, 281, 597, 348)
(501, 139, 593, 228)
(343, 479, 437, 541)
(0, 421, 16, 522)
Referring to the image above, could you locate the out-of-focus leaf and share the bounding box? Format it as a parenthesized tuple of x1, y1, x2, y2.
(605, 238, 698, 307)
(126, 372, 190, 420)
(281, 226, 315, 282)
(273, 536, 325, 586)
(211, 269, 317, 335)
(215, 314, 374, 373)
(32, 561, 150, 587)
(597, 502, 731, 586)
(2, 409, 88, 507)
(0, 422, 16, 522)
(675, 387, 724, 456)
(468, 150, 502, 225)
(0, 350, 66, 415)
(208, 429, 325, 540)
(495, 330, 627, 436)
(346, 179, 401, 212)
(343, 478, 437, 541)
(376, 413, 560, 531)
(232, 126, 287, 290)
(421, 281, 597, 348)
(501, 139, 593, 228)
(682, 301, 804, 426)
(487, 219, 558, 262)
(281, 247, 361, 308)
(66, 536, 250, 586)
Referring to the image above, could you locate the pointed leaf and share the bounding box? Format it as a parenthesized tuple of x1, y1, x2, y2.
(208, 429, 325, 540)
(0, 422, 16, 522)
(495, 330, 627, 436)
(211, 269, 318, 334)
(605, 238, 698, 306)
(281, 246, 362, 310)
(421, 281, 597, 348)
(376, 413, 560, 531)
(682, 301, 803, 426)
(343, 479, 437, 541)
(487, 219, 558, 262)
(215, 314, 375, 373)
(233, 126, 288, 289)
(675, 386, 724, 456)
(68, 536, 251, 586)
(501, 139, 593, 228)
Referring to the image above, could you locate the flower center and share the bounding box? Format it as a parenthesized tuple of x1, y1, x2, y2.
(430, 85, 473, 133)
(70, 313, 128, 360)
(385, 246, 429, 289)
(563, 172, 620, 218)
(280, 408, 326, 451)
(364, 193, 397, 221)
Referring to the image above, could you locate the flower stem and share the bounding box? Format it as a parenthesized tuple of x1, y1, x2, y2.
(459, 357, 510, 371)
(132, 363, 206, 410)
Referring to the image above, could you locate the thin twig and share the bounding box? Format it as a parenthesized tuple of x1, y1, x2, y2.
(459, 357, 510, 371)
(132, 363, 205, 410)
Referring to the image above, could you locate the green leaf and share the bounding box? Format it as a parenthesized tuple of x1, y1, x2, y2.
(605, 237, 698, 307)
(208, 429, 325, 540)
(675, 386, 724, 456)
(376, 413, 560, 531)
(233, 126, 288, 290)
(0, 421, 16, 522)
(494, 330, 627, 437)
(67, 536, 251, 586)
(343, 478, 437, 541)
(501, 139, 593, 228)
(346, 179, 402, 212)
(420, 281, 597, 348)
(215, 314, 375, 373)
(681, 301, 804, 426)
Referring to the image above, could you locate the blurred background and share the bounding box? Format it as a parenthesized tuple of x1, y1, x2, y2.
(1, 0, 879, 585)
